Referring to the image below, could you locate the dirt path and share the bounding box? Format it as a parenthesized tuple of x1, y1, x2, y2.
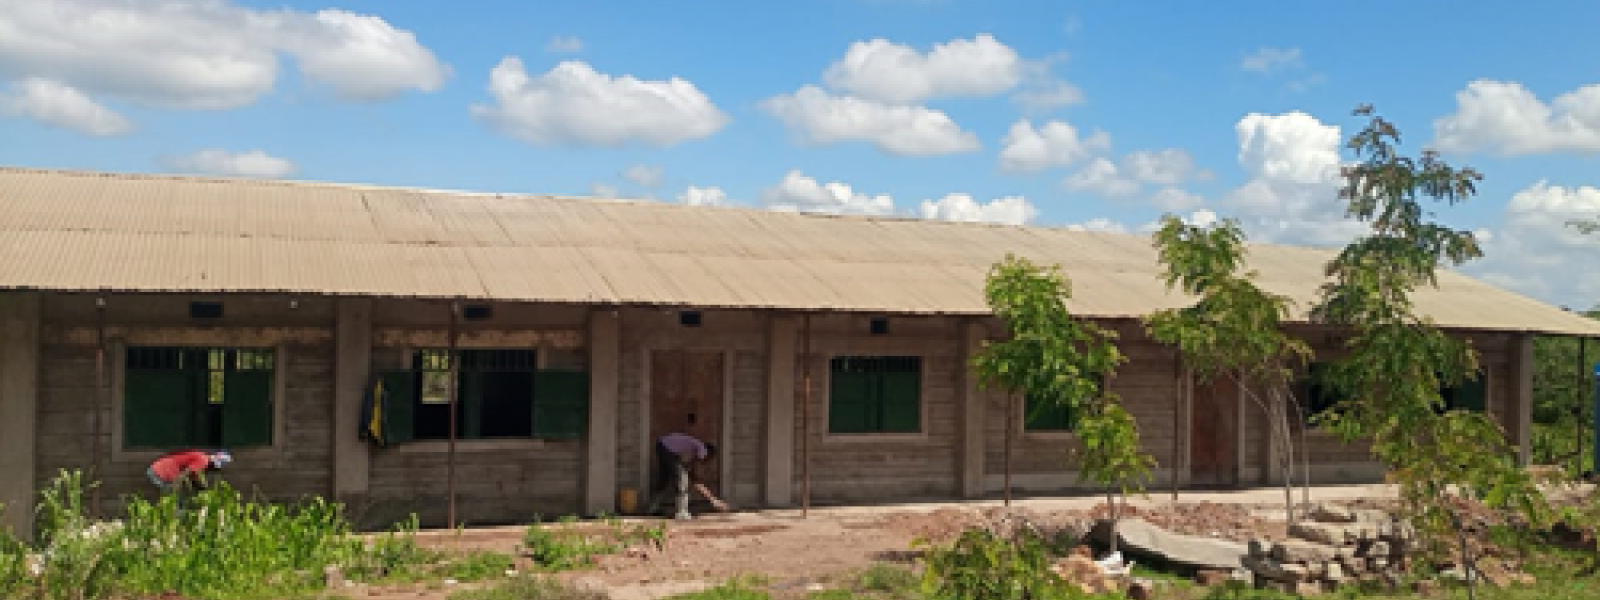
(362, 484, 1405, 598)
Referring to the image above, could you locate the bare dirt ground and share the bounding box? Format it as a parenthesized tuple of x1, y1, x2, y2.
(364, 484, 1406, 599)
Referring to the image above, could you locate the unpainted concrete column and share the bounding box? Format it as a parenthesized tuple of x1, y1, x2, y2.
(764, 314, 798, 507)
(332, 298, 373, 503)
(1509, 333, 1534, 466)
(958, 320, 987, 498)
(584, 308, 620, 515)
(0, 292, 41, 539)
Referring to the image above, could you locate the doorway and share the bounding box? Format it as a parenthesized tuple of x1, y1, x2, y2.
(1189, 374, 1239, 487)
(649, 350, 725, 504)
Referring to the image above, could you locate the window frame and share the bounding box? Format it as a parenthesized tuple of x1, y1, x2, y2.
(111, 340, 290, 464)
(822, 355, 928, 441)
(378, 347, 590, 446)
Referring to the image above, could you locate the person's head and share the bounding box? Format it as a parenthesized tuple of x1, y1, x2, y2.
(702, 442, 718, 463)
(208, 450, 233, 470)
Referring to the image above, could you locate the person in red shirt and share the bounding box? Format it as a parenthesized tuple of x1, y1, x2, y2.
(147, 449, 231, 497)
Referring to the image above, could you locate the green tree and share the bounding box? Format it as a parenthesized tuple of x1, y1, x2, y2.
(1145, 215, 1313, 524)
(972, 254, 1155, 528)
(1311, 106, 1548, 558)
(1533, 307, 1600, 474)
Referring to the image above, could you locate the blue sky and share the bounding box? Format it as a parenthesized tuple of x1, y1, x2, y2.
(2, 0, 1598, 309)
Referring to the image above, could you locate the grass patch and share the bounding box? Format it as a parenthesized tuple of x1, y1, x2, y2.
(1, 469, 442, 600)
(664, 577, 774, 600)
(449, 575, 605, 600)
(522, 515, 668, 572)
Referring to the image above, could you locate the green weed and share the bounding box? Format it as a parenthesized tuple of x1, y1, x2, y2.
(4, 469, 442, 600)
(449, 575, 605, 600)
(662, 578, 772, 600)
(918, 528, 1072, 600)
(440, 550, 517, 582)
(521, 517, 667, 572)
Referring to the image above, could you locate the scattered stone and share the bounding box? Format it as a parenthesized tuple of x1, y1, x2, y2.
(1089, 518, 1248, 570)
(1247, 538, 1270, 558)
(1243, 555, 1299, 582)
(1272, 539, 1338, 563)
(1324, 561, 1348, 584)
(1294, 581, 1325, 596)
(1290, 522, 1355, 546)
(1310, 505, 1355, 523)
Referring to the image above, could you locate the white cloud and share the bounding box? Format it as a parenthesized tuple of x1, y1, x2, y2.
(1065, 158, 1140, 197)
(590, 182, 620, 199)
(1, 78, 131, 135)
(1056, 147, 1210, 206)
(1236, 112, 1342, 185)
(999, 120, 1109, 173)
(1467, 182, 1600, 309)
(918, 193, 1037, 225)
(0, 0, 448, 109)
(160, 149, 295, 178)
(761, 170, 895, 216)
(624, 164, 664, 189)
(763, 86, 979, 156)
(473, 58, 728, 147)
(1064, 218, 1128, 233)
(1011, 78, 1085, 113)
(1240, 47, 1303, 73)
(822, 34, 1023, 105)
(1123, 149, 1209, 185)
(547, 35, 583, 53)
(679, 185, 728, 207)
(1433, 80, 1600, 155)
(1150, 187, 1206, 211)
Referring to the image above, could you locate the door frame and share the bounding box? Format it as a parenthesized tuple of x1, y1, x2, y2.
(636, 347, 734, 502)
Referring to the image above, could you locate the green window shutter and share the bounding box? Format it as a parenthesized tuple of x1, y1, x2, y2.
(878, 370, 921, 433)
(828, 369, 875, 434)
(533, 370, 588, 439)
(125, 369, 198, 449)
(221, 370, 274, 447)
(379, 371, 417, 445)
(459, 371, 485, 439)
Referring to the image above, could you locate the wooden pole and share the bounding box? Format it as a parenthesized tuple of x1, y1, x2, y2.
(447, 302, 460, 529)
(1004, 392, 1014, 506)
(92, 296, 106, 516)
(801, 313, 813, 518)
(1172, 351, 1182, 503)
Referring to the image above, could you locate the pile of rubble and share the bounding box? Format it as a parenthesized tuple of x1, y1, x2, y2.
(1241, 504, 1534, 595)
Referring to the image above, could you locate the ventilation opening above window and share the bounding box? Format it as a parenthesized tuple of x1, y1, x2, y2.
(462, 304, 493, 321)
(869, 317, 890, 335)
(679, 311, 702, 327)
(189, 301, 224, 319)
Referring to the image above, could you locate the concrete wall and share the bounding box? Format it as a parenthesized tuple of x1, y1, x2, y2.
(32, 293, 337, 515)
(13, 291, 1538, 530)
(363, 299, 590, 527)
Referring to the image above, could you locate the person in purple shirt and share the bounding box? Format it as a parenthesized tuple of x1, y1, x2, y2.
(645, 432, 729, 519)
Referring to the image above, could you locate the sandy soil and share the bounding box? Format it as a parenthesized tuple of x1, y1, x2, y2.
(380, 484, 1406, 596)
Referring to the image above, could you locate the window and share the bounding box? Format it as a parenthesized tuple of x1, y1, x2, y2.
(124, 347, 275, 449)
(1440, 371, 1488, 413)
(1293, 363, 1488, 420)
(1023, 375, 1105, 432)
(1024, 392, 1075, 431)
(828, 356, 921, 434)
(373, 348, 588, 444)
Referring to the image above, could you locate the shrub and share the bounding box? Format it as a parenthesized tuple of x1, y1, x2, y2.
(919, 528, 1073, 600)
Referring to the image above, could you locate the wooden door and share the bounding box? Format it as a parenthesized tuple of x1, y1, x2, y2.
(1189, 374, 1238, 486)
(650, 350, 725, 498)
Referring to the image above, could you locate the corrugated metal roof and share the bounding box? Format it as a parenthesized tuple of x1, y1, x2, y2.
(2, 166, 1598, 336)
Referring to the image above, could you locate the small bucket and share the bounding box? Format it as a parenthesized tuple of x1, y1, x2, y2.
(618, 487, 639, 515)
